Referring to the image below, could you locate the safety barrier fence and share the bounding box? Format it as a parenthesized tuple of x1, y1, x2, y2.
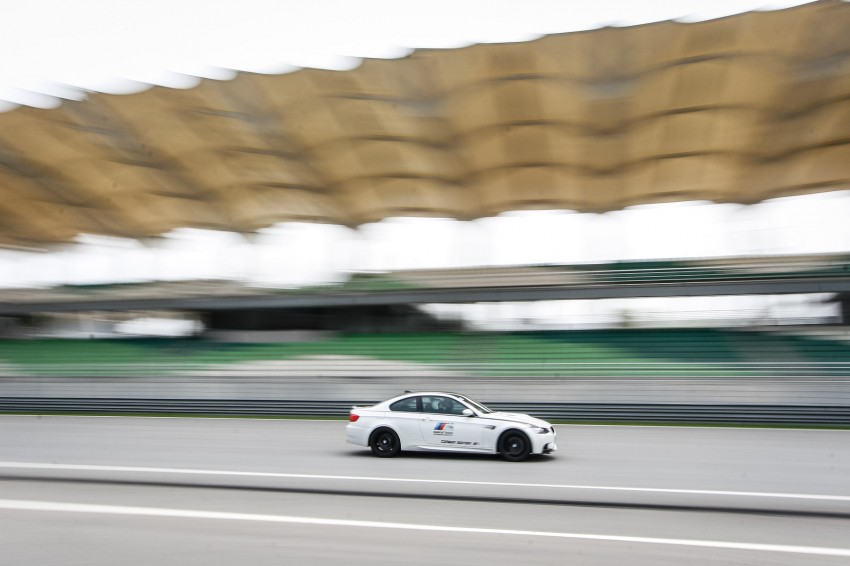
(1, 398, 848, 425)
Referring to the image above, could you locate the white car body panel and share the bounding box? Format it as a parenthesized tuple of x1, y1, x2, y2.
(345, 392, 557, 459)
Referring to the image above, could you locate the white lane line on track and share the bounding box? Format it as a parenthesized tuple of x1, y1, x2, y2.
(1, 499, 848, 558)
(2, 461, 849, 502)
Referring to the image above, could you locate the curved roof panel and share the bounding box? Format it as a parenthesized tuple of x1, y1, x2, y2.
(1, 1, 850, 247)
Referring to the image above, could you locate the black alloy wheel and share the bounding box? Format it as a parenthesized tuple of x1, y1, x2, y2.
(370, 429, 401, 457)
(500, 431, 531, 462)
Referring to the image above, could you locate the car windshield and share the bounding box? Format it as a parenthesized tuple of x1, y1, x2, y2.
(456, 394, 493, 414)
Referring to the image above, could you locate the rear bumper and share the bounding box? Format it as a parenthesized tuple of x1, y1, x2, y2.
(345, 422, 370, 447)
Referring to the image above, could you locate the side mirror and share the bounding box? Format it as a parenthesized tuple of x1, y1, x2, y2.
(462, 408, 474, 417)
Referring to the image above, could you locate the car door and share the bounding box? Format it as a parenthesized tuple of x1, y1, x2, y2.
(417, 395, 487, 449)
(386, 395, 425, 447)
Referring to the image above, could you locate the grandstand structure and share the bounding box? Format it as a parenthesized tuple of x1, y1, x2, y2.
(3, 328, 849, 378)
(0, 1, 849, 250)
(2, 328, 849, 423)
(0, 253, 849, 328)
(1, 2, 850, 421)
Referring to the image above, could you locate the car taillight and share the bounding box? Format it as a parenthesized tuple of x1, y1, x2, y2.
(349, 412, 360, 422)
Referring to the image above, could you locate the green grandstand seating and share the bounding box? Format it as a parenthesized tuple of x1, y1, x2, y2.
(1, 329, 848, 378)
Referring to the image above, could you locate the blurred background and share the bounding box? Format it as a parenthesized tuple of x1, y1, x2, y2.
(1, 0, 849, 423)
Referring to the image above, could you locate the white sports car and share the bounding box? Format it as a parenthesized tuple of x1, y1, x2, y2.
(345, 391, 557, 461)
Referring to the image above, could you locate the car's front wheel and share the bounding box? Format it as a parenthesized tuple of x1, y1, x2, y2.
(370, 428, 401, 457)
(499, 430, 531, 462)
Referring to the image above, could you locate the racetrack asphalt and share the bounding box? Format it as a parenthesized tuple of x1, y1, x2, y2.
(1, 416, 849, 565)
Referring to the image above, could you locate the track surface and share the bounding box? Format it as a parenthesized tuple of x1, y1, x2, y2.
(1, 416, 849, 565)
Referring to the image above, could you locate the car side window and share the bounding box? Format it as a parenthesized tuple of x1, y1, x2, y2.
(422, 396, 467, 415)
(390, 396, 421, 412)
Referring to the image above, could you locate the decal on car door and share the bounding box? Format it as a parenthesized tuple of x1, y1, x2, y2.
(433, 422, 454, 436)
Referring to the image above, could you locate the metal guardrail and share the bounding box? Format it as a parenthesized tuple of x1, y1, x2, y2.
(1, 398, 848, 425)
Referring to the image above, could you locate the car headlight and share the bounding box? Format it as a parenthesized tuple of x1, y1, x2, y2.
(527, 425, 549, 434)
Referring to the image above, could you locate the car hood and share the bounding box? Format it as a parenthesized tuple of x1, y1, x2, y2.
(483, 412, 552, 428)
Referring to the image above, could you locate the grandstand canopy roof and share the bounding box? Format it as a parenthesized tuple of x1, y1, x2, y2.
(1, 0, 849, 249)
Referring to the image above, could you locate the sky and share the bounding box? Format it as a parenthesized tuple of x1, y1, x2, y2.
(0, 0, 848, 299)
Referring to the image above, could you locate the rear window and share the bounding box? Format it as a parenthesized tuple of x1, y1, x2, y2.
(390, 397, 420, 412)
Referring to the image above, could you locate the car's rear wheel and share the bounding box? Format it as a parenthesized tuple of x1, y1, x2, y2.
(499, 430, 531, 462)
(370, 428, 400, 457)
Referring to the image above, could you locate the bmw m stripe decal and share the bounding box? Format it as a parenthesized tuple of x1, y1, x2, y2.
(433, 422, 454, 435)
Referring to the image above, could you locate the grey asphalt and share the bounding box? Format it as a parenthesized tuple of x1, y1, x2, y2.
(1, 416, 849, 565)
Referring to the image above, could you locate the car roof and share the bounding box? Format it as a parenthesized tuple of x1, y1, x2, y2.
(397, 391, 464, 398)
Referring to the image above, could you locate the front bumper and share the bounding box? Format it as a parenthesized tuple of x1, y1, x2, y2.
(530, 427, 558, 455)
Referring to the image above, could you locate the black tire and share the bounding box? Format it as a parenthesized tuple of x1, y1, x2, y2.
(499, 430, 531, 462)
(370, 428, 401, 458)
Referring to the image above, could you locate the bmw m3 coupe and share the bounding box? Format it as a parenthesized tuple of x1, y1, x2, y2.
(345, 391, 557, 461)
